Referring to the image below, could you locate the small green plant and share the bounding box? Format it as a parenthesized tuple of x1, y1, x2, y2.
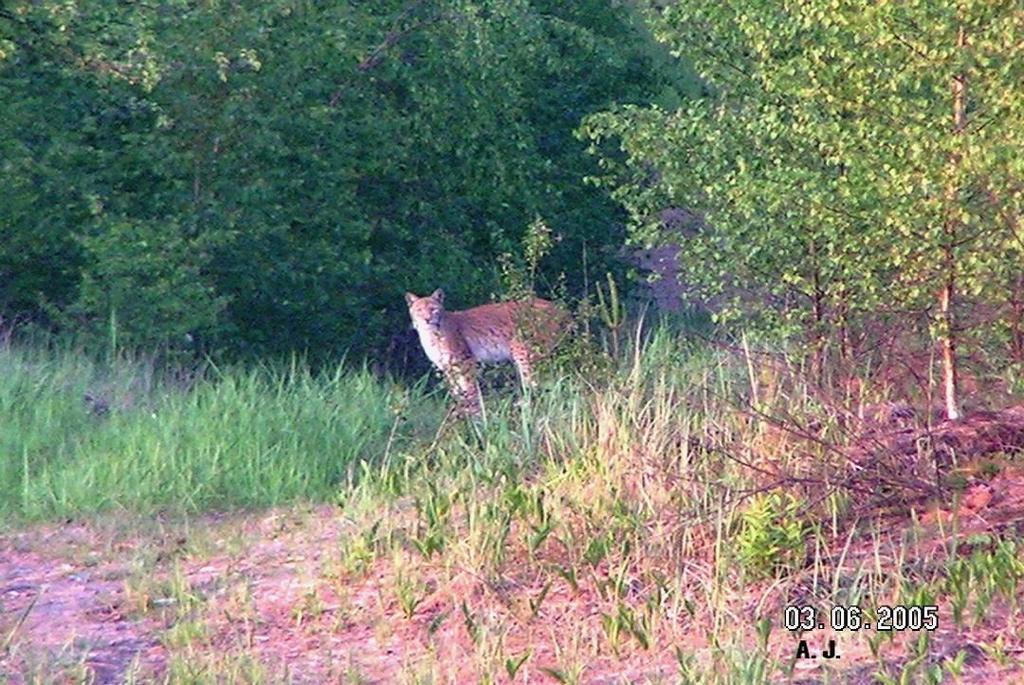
(734, 492, 808, 579)
(675, 642, 775, 685)
(946, 558, 970, 628)
(292, 587, 326, 628)
(427, 609, 449, 636)
(504, 650, 531, 680)
(539, 663, 586, 685)
(755, 616, 772, 651)
(583, 530, 613, 568)
(162, 618, 208, 650)
(981, 634, 1011, 667)
(554, 565, 580, 593)
(942, 537, 1024, 629)
(341, 659, 372, 685)
(528, 581, 552, 619)
(338, 521, 381, 577)
(522, 489, 554, 557)
(595, 272, 626, 358)
(498, 216, 554, 301)
(675, 647, 700, 684)
(412, 483, 454, 558)
(124, 559, 201, 618)
(943, 649, 968, 680)
(601, 602, 652, 653)
(393, 569, 425, 620)
(903, 632, 933, 683)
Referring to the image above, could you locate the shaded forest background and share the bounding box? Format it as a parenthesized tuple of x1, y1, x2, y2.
(0, 0, 697, 363)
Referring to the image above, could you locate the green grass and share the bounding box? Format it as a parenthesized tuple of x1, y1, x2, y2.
(1, 344, 442, 520)
(1, 328, 752, 526)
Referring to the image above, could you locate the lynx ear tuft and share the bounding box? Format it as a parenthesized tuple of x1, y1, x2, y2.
(431, 288, 445, 304)
(405, 292, 417, 306)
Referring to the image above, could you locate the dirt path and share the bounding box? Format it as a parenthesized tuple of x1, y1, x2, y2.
(3, 493, 1024, 684)
(0, 508, 680, 683)
(1, 536, 163, 683)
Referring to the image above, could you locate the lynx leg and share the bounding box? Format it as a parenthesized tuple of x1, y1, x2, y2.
(510, 342, 536, 389)
(446, 358, 482, 415)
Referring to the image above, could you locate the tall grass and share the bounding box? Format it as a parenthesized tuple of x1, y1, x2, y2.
(1, 344, 441, 520)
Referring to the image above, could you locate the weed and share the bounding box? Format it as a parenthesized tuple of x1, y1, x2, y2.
(393, 558, 427, 620)
(734, 492, 809, 580)
(292, 587, 326, 628)
(504, 650, 531, 680)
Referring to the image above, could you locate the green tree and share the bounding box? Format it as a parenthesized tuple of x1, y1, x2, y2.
(74, 217, 226, 351)
(1, 0, 678, 362)
(584, 1, 1024, 417)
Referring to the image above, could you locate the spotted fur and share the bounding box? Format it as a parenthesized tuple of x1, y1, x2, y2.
(405, 288, 567, 414)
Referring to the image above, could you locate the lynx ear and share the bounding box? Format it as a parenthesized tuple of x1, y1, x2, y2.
(405, 292, 417, 307)
(431, 288, 444, 304)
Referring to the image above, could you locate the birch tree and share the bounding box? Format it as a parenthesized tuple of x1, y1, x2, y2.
(585, 1, 1024, 418)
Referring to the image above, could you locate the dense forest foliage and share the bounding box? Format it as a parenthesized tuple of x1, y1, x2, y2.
(3, 1, 1023, 418)
(0, 0, 693, 360)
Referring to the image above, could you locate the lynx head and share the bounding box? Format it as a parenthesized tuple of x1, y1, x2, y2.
(405, 288, 445, 329)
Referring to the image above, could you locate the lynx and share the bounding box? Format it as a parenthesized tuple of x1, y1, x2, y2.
(405, 288, 568, 414)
